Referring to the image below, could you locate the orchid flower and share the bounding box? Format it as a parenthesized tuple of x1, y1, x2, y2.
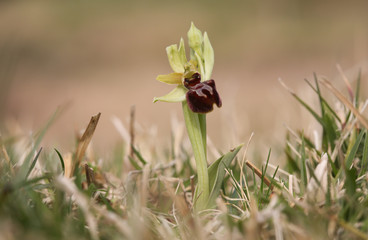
(153, 23, 221, 211)
(153, 22, 221, 114)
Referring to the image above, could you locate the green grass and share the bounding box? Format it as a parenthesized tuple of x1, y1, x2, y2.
(1, 72, 368, 239)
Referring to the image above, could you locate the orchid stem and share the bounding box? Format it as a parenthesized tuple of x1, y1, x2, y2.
(182, 101, 209, 211)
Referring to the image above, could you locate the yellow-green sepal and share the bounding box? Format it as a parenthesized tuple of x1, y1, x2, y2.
(203, 32, 214, 80)
(166, 44, 185, 73)
(178, 38, 187, 66)
(153, 85, 187, 103)
(156, 73, 183, 84)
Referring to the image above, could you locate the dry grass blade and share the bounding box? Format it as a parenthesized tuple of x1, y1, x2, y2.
(319, 78, 368, 129)
(55, 176, 99, 240)
(73, 113, 101, 173)
(85, 163, 95, 187)
(0, 136, 14, 175)
(336, 64, 354, 101)
(129, 105, 136, 159)
(246, 160, 274, 191)
(334, 216, 368, 240)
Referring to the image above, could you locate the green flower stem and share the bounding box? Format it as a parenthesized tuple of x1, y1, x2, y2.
(198, 114, 207, 159)
(182, 101, 209, 211)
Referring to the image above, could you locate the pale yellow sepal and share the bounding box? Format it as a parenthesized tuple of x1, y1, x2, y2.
(166, 44, 185, 73)
(153, 85, 187, 103)
(156, 73, 183, 84)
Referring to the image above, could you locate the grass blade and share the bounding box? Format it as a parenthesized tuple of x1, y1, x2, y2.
(300, 135, 308, 193)
(54, 148, 65, 175)
(72, 113, 101, 175)
(319, 78, 368, 129)
(132, 146, 147, 166)
(260, 149, 272, 195)
(304, 77, 341, 123)
(16, 108, 62, 182)
(279, 79, 324, 126)
(345, 129, 365, 168)
(354, 69, 361, 108)
(25, 147, 43, 180)
(360, 130, 368, 175)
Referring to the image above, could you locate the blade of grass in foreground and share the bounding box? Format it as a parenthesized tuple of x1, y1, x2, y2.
(360, 130, 368, 176)
(304, 77, 341, 123)
(54, 148, 65, 176)
(354, 70, 361, 108)
(259, 149, 272, 196)
(300, 135, 307, 194)
(279, 78, 324, 126)
(345, 129, 365, 168)
(15, 108, 62, 183)
(319, 78, 368, 129)
(72, 113, 101, 176)
(25, 147, 43, 180)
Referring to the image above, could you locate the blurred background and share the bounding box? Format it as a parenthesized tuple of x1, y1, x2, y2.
(0, 0, 367, 156)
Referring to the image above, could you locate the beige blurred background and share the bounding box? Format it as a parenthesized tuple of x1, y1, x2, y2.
(0, 0, 367, 155)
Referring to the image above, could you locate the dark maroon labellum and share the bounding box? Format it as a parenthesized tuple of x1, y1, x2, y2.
(184, 73, 222, 113)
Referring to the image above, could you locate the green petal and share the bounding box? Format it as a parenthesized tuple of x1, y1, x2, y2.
(153, 85, 187, 103)
(195, 51, 205, 80)
(203, 32, 214, 80)
(156, 73, 183, 84)
(166, 44, 184, 73)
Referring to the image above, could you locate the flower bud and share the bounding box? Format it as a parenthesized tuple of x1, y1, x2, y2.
(187, 22, 203, 57)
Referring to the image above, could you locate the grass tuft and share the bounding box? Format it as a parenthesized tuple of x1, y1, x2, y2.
(1, 71, 368, 239)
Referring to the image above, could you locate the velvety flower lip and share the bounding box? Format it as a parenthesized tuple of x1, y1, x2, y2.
(184, 73, 222, 113)
(184, 72, 201, 88)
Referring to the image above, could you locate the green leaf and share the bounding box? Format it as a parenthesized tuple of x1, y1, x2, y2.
(153, 85, 187, 103)
(207, 143, 243, 208)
